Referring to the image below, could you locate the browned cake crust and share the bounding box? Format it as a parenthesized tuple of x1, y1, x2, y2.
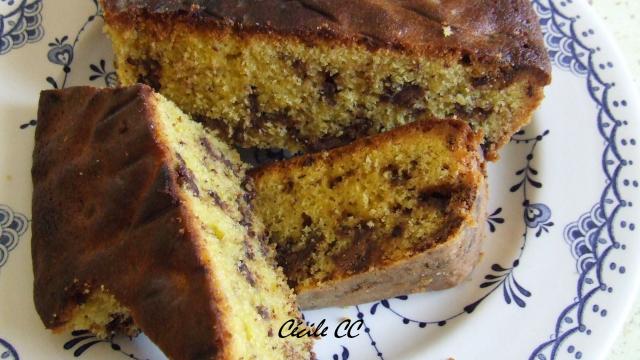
(32, 85, 235, 359)
(102, 0, 550, 82)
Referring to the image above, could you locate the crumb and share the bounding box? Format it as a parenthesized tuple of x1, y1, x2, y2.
(443, 25, 453, 37)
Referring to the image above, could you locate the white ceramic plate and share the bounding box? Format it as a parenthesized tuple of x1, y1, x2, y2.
(1, 0, 639, 359)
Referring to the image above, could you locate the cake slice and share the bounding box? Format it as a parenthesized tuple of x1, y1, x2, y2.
(31, 85, 313, 359)
(101, 0, 550, 159)
(249, 120, 487, 309)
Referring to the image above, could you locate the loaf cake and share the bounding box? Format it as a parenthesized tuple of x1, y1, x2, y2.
(101, 0, 551, 159)
(249, 120, 487, 309)
(31, 85, 313, 359)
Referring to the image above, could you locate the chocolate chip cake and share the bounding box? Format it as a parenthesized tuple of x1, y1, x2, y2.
(101, 0, 550, 159)
(31, 85, 313, 359)
(249, 120, 487, 309)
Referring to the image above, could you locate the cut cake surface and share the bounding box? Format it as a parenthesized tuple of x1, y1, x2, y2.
(101, 0, 551, 159)
(250, 120, 487, 309)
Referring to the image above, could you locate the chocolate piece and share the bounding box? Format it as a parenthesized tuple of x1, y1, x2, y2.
(391, 84, 425, 107)
(320, 72, 338, 105)
(175, 154, 200, 197)
(127, 58, 161, 90)
(256, 305, 271, 320)
(238, 261, 257, 287)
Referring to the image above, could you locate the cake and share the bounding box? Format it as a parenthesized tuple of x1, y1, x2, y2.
(101, 0, 551, 159)
(31, 85, 313, 359)
(249, 119, 487, 309)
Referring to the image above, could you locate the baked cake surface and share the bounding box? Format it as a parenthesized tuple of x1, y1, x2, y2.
(31, 85, 313, 359)
(102, 0, 551, 158)
(250, 120, 487, 308)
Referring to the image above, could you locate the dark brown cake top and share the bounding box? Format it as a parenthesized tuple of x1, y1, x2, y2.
(32, 85, 226, 360)
(103, 0, 551, 83)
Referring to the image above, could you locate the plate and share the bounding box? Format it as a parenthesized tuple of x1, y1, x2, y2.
(1, 0, 639, 359)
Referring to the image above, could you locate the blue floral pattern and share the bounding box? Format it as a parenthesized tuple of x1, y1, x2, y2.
(0, 204, 28, 270)
(89, 59, 118, 87)
(63, 330, 146, 360)
(529, 0, 634, 359)
(331, 345, 350, 360)
(564, 204, 606, 273)
(0, 337, 18, 360)
(532, 0, 588, 75)
(486, 207, 505, 233)
(45, 0, 100, 89)
(363, 127, 551, 337)
(0, 0, 44, 55)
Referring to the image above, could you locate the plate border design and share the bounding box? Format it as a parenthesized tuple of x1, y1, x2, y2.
(0, 0, 44, 55)
(0, 204, 28, 271)
(530, 0, 635, 359)
(0, 337, 19, 360)
(1, 0, 638, 359)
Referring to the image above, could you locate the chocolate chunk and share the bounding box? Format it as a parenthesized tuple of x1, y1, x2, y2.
(527, 84, 535, 97)
(418, 187, 452, 208)
(301, 213, 313, 227)
(66, 280, 91, 305)
(127, 58, 162, 91)
(471, 76, 491, 88)
(236, 193, 254, 228)
(344, 118, 373, 140)
(320, 72, 338, 105)
(256, 305, 271, 320)
(238, 261, 256, 287)
(410, 107, 427, 119)
(258, 233, 272, 257)
(276, 232, 323, 285)
(175, 154, 199, 197)
(391, 84, 424, 107)
(199, 137, 237, 174)
(284, 179, 294, 193)
(453, 104, 492, 122)
(380, 81, 425, 108)
(292, 59, 308, 79)
(308, 135, 348, 151)
(248, 86, 261, 126)
(460, 53, 472, 66)
(105, 313, 136, 336)
(207, 190, 227, 211)
(383, 164, 411, 185)
(328, 175, 343, 188)
(333, 223, 375, 273)
(391, 225, 404, 237)
(244, 239, 255, 260)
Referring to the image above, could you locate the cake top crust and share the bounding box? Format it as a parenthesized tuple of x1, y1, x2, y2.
(103, 0, 551, 84)
(32, 85, 228, 360)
